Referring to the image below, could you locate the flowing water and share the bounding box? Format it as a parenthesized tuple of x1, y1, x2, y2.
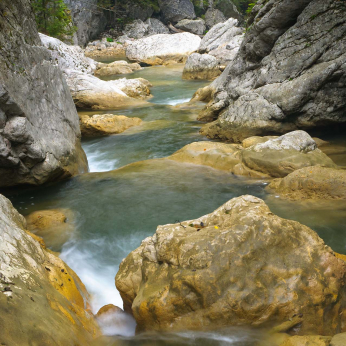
(5, 64, 346, 345)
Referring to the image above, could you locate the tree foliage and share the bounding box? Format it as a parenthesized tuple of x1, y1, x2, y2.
(31, 0, 76, 39)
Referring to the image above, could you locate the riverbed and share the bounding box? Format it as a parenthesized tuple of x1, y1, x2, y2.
(6, 63, 346, 345)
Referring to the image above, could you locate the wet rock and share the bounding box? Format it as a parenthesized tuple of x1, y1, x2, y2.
(0, 194, 100, 344)
(183, 53, 221, 80)
(95, 61, 141, 77)
(168, 131, 336, 179)
(236, 131, 336, 178)
(201, 0, 346, 141)
(63, 0, 106, 46)
(168, 141, 242, 171)
(268, 166, 346, 200)
(126, 32, 201, 65)
(79, 114, 142, 137)
(0, 0, 87, 188)
(205, 8, 226, 29)
(116, 195, 346, 334)
(26, 209, 75, 251)
(176, 18, 206, 35)
(158, 0, 196, 24)
(198, 18, 244, 65)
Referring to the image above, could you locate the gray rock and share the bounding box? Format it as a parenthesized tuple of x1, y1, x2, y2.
(146, 18, 170, 35)
(123, 1, 154, 21)
(63, 0, 107, 47)
(0, 0, 88, 188)
(199, 18, 244, 64)
(205, 8, 226, 29)
(120, 19, 169, 41)
(214, 0, 242, 21)
(201, 0, 346, 142)
(183, 53, 221, 80)
(126, 32, 201, 65)
(158, 0, 196, 24)
(176, 18, 206, 35)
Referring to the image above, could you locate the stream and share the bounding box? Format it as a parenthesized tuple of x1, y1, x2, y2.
(6, 63, 346, 345)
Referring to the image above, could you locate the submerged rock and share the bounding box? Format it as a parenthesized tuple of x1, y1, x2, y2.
(79, 114, 142, 137)
(95, 61, 141, 77)
(268, 166, 346, 200)
(200, 0, 346, 141)
(0, 194, 100, 344)
(158, 0, 196, 24)
(0, 0, 87, 188)
(183, 53, 221, 80)
(116, 195, 346, 334)
(126, 32, 201, 65)
(26, 209, 75, 251)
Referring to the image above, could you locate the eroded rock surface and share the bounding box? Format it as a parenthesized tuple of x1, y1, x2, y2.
(0, 194, 100, 345)
(205, 8, 226, 29)
(116, 195, 346, 334)
(0, 0, 87, 188)
(201, 0, 346, 141)
(268, 166, 346, 200)
(183, 53, 221, 80)
(80, 114, 142, 137)
(176, 18, 206, 35)
(126, 32, 201, 65)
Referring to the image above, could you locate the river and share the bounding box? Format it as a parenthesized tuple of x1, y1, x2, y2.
(6, 63, 346, 345)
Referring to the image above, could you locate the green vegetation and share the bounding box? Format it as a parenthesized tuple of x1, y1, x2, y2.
(106, 37, 113, 42)
(31, 0, 76, 39)
(192, 0, 259, 16)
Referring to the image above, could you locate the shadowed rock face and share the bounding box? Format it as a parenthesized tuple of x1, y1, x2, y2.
(158, 0, 196, 24)
(63, 0, 107, 47)
(116, 195, 346, 334)
(200, 0, 346, 142)
(0, 194, 100, 345)
(0, 0, 88, 188)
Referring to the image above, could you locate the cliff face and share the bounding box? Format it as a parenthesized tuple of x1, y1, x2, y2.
(0, 0, 88, 188)
(200, 0, 346, 142)
(63, 0, 107, 47)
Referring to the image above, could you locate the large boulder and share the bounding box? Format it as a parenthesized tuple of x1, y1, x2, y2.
(63, 0, 107, 46)
(198, 18, 244, 65)
(268, 166, 346, 200)
(175, 18, 206, 35)
(200, 0, 346, 141)
(204, 8, 226, 29)
(85, 41, 126, 60)
(158, 0, 196, 24)
(79, 114, 142, 137)
(234, 131, 336, 178)
(0, 194, 100, 344)
(116, 195, 346, 334)
(126, 32, 201, 65)
(0, 0, 87, 188)
(95, 61, 141, 77)
(68, 72, 151, 109)
(183, 53, 221, 80)
(169, 131, 336, 178)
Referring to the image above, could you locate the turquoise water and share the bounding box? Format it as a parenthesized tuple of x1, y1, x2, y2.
(5, 63, 346, 345)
